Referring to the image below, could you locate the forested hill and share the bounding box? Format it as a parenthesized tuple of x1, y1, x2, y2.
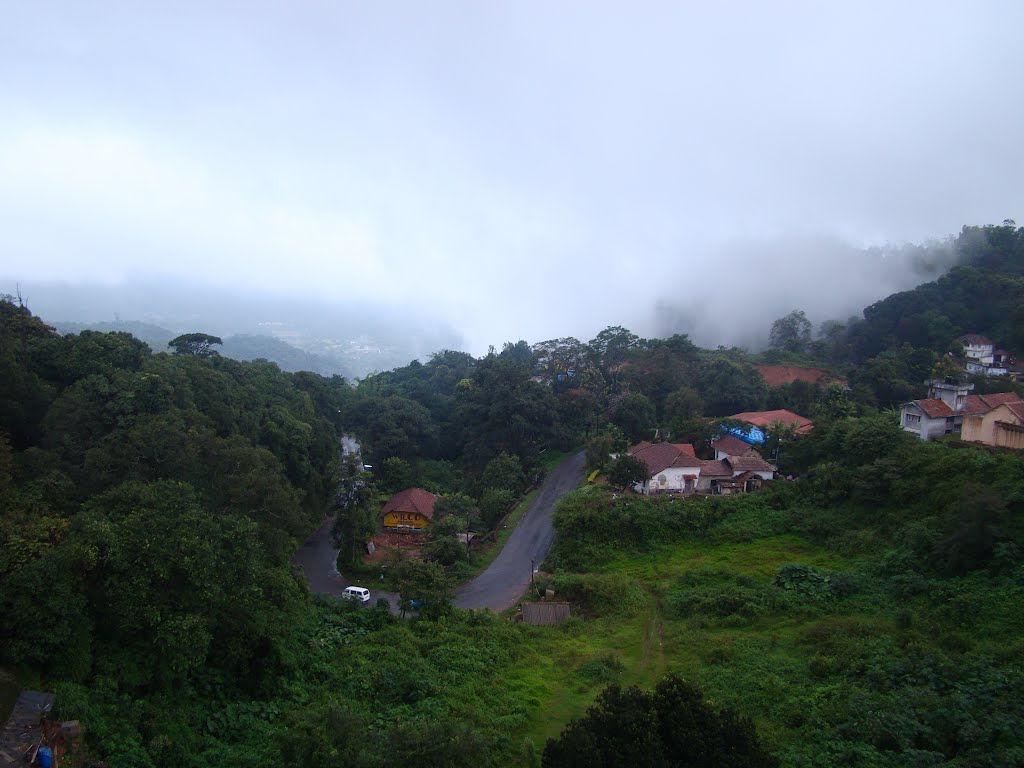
(848, 224, 1024, 361)
(0, 299, 347, 705)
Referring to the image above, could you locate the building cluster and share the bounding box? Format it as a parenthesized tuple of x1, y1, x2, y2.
(900, 379, 1024, 449)
(625, 408, 810, 495)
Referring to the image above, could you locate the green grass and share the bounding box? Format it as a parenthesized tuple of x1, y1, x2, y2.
(594, 534, 851, 584)
(506, 533, 859, 763)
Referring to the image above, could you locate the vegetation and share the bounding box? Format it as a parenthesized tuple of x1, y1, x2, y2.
(3, 221, 1024, 765)
(543, 674, 777, 767)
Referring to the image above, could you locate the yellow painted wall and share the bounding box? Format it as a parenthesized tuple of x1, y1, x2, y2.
(963, 405, 1024, 447)
(383, 511, 428, 529)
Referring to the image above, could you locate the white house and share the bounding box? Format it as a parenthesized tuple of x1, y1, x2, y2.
(627, 442, 774, 495)
(627, 441, 702, 494)
(960, 334, 995, 365)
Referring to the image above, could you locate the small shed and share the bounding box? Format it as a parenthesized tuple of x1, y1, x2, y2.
(522, 602, 571, 626)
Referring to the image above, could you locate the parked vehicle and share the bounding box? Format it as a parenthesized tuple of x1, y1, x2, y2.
(342, 586, 371, 603)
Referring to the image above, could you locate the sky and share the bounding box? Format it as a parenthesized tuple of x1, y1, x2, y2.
(2, 2, 1023, 354)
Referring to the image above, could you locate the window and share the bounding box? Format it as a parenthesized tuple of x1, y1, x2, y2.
(904, 413, 921, 427)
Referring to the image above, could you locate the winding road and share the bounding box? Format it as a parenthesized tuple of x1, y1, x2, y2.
(292, 450, 585, 613)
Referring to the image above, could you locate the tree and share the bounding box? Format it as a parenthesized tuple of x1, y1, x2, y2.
(664, 387, 703, 423)
(585, 433, 615, 472)
(393, 558, 454, 619)
(611, 393, 655, 443)
(588, 326, 641, 369)
(423, 514, 470, 566)
(769, 310, 812, 354)
(543, 674, 776, 767)
(605, 454, 648, 491)
(331, 454, 377, 567)
(479, 451, 526, 495)
(167, 333, 223, 357)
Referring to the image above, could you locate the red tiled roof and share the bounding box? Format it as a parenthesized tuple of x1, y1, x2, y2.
(1001, 401, 1024, 422)
(960, 334, 993, 346)
(699, 459, 731, 477)
(627, 442, 699, 475)
(729, 409, 814, 435)
(753, 364, 847, 389)
(710, 434, 760, 457)
(910, 398, 955, 418)
(962, 392, 1023, 416)
(381, 488, 438, 520)
(726, 455, 775, 473)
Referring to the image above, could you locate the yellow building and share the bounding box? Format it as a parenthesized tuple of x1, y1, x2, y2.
(381, 488, 438, 530)
(961, 401, 1024, 450)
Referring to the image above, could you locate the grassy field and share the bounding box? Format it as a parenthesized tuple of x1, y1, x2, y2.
(506, 533, 862, 762)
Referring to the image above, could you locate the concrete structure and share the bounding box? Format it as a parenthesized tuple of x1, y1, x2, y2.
(901, 398, 958, 440)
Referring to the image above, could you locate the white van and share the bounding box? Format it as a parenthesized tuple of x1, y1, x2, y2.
(342, 586, 371, 603)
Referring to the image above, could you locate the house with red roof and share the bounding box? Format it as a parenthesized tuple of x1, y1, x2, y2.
(626, 442, 775, 495)
(710, 434, 763, 461)
(627, 441, 701, 494)
(381, 488, 438, 530)
(962, 400, 1024, 449)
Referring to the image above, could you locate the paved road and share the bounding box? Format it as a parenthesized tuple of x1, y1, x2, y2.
(292, 515, 401, 610)
(293, 450, 585, 614)
(455, 450, 585, 611)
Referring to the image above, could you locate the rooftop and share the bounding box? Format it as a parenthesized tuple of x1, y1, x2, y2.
(381, 488, 439, 520)
(728, 409, 814, 435)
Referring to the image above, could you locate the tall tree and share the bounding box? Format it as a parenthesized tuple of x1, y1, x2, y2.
(167, 333, 223, 357)
(769, 310, 812, 354)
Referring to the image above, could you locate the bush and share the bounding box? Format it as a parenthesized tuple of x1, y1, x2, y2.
(551, 573, 648, 618)
(666, 570, 789, 620)
(576, 653, 624, 683)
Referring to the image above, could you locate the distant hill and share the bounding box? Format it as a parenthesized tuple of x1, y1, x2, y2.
(52, 320, 349, 377)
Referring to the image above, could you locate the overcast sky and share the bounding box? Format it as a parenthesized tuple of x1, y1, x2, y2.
(2, 2, 1023, 353)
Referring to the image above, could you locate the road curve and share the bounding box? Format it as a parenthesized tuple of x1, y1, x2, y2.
(293, 450, 585, 614)
(291, 515, 400, 609)
(455, 450, 585, 611)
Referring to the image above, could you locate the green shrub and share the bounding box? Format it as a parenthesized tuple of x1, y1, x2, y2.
(576, 653, 625, 683)
(551, 573, 648, 617)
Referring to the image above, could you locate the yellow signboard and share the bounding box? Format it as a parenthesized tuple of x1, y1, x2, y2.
(383, 511, 427, 529)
